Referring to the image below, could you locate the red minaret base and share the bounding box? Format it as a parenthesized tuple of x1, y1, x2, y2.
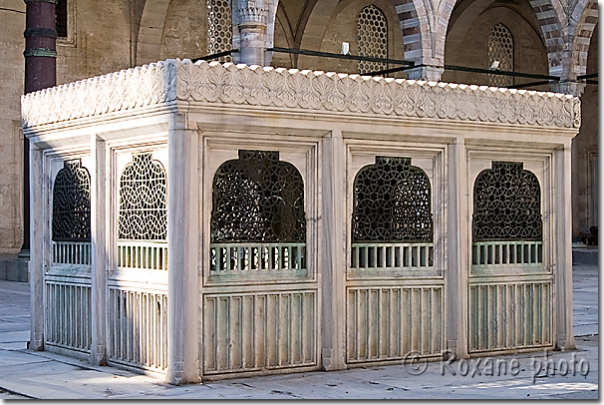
(23, 0, 57, 251)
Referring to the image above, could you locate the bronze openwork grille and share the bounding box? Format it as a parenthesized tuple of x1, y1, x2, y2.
(211, 150, 306, 244)
(352, 156, 433, 243)
(118, 153, 167, 240)
(473, 161, 542, 241)
(52, 159, 91, 241)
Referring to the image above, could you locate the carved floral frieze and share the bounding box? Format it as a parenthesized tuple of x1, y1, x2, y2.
(22, 59, 580, 130)
(22, 61, 177, 128)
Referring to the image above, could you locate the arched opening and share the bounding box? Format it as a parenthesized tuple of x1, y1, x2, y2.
(211, 150, 307, 273)
(357, 5, 389, 74)
(444, 0, 548, 89)
(472, 161, 542, 265)
(52, 159, 91, 265)
(117, 153, 168, 270)
(351, 156, 433, 269)
(487, 23, 514, 87)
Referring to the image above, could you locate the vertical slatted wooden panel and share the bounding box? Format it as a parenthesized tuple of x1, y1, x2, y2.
(117, 242, 168, 270)
(346, 286, 444, 362)
(107, 288, 168, 371)
(45, 281, 92, 352)
(468, 281, 552, 352)
(203, 291, 317, 374)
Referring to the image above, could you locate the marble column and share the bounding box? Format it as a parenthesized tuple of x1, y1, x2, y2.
(234, 0, 269, 66)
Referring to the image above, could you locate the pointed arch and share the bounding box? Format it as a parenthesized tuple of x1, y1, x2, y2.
(527, 0, 567, 77)
(296, 0, 339, 50)
(439, 0, 566, 77)
(136, 0, 171, 65)
(392, 0, 437, 64)
(569, 0, 598, 78)
(272, 2, 296, 67)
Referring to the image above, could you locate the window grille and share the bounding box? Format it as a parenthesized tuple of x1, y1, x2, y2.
(52, 159, 91, 242)
(353, 157, 432, 243)
(351, 157, 433, 270)
(488, 23, 514, 87)
(210, 150, 307, 273)
(472, 161, 542, 266)
(118, 153, 167, 241)
(207, 0, 232, 62)
(357, 5, 388, 75)
(56, 0, 68, 38)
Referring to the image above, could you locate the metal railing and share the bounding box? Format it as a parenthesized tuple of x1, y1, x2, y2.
(117, 241, 168, 270)
(210, 242, 306, 273)
(472, 241, 543, 266)
(52, 241, 92, 265)
(350, 243, 434, 270)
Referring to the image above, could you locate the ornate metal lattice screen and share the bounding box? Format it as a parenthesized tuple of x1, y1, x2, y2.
(211, 150, 306, 243)
(52, 160, 91, 242)
(357, 5, 388, 75)
(118, 153, 167, 241)
(488, 23, 514, 87)
(207, 0, 232, 62)
(352, 157, 432, 243)
(472, 162, 542, 265)
(473, 161, 542, 242)
(210, 150, 307, 274)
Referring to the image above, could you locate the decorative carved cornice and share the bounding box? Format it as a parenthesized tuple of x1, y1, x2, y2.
(22, 59, 580, 130)
(22, 61, 177, 128)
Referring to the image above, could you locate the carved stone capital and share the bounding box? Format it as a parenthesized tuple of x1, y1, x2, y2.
(235, 0, 268, 25)
(550, 81, 586, 98)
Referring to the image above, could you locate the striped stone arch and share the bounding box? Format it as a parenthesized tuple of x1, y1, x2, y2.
(392, 0, 438, 65)
(432, 0, 567, 76)
(440, 0, 569, 77)
(570, 0, 598, 78)
(527, 0, 567, 77)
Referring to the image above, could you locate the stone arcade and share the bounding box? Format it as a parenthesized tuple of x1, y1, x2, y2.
(23, 59, 579, 384)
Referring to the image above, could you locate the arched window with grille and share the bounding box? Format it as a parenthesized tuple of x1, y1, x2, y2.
(357, 5, 388, 75)
(117, 153, 168, 270)
(351, 156, 433, 270)
(52, 159, 91, 265)
(207, 0, 232, 62)
(488, 23, 514, 87)
(210, 150, 307, 274)
(472, 161, 542, 266)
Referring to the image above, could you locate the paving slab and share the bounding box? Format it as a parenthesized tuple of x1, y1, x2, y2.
(0, 265, 598, 399)
(0, 388, 29, 400)
(0, 324, 29, 343)
(0, 349, 51, 368)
